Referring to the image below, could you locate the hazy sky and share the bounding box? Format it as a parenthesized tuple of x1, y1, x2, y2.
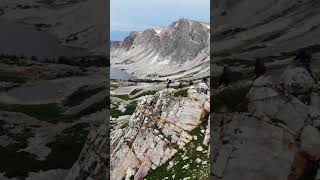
(111, 0, 210, 31)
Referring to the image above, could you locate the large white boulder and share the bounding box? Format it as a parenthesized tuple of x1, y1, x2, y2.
(280, 67, 315, 94)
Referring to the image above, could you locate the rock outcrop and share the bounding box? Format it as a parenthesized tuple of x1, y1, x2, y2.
(110, 87, 210, 179)
(65, 123, 109, 180)
(67, 85, 210, 180)
(280, 67, 315, 95)
(212, 66, 320, 180)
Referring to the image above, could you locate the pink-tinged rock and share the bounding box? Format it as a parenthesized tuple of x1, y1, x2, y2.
(134, 158, 152, 180)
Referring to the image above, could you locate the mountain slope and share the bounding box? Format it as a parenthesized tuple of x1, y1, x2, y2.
(212, 0, 320, 72)
(212, 1, 320, 179)
(1, 0, 108, 54)
(111, 18, 210, 80)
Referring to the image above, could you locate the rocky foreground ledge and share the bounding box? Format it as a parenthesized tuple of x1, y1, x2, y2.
(66, 85, 210, 180)
(212, 66, 320, 180)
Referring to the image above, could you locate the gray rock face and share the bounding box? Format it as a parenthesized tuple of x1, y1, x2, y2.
(212, 0, 320, 73)
(213, 65, 320, 180)
(212, 113, 295, 180)
(158, 19, 209, 63)
(65, 123, 109, 180)
(311, 83, 320, 110)
(300, 125, 320, 161)
(248, 75, 309, 134)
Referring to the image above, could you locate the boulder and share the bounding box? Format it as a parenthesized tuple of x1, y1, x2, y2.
(300, 125, 320, 161)
(249, 77, 309, 134)
(212, 114, 295, 180)
(203, 118, 210, 146)
(311, 92, 320, 110)
(198, 82, 209, 94)
(280, 67, 315, 94)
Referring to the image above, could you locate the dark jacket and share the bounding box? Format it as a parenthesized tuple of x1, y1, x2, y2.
(254, 62, 266, 76)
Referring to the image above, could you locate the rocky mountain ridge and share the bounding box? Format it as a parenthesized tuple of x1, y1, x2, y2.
(111, 18, 210, 80)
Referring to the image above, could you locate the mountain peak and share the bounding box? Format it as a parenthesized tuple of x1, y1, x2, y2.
(111, 18, 210, 78)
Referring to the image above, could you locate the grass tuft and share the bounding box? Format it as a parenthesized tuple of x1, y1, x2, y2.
(174, 89, 188, 97)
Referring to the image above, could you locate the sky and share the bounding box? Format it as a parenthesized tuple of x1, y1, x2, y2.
(110, 0, 210, 32)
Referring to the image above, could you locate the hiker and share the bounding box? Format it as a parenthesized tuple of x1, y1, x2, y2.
(202, 77, 208, 85)
(179, 82, 183, 89)
(254, 59, 266, 79)
(199, 77, 209, 94)
(295, 48, 313, 77)
(219, 66, 231, 87)
(166, 79, 171, 88)
(189, 80, 193, 86)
